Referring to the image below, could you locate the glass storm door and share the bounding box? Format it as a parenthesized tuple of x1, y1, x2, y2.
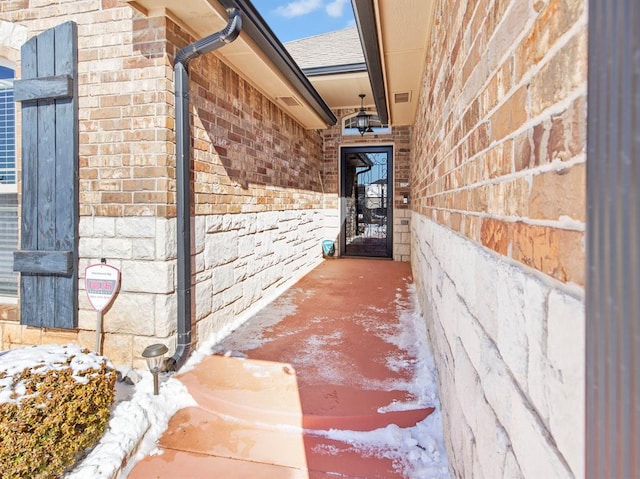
(340, 146, 393, 258)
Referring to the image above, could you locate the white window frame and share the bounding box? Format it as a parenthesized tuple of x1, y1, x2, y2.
(0, 58, 17, 303)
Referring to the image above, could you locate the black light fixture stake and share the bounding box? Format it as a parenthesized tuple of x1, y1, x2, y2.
(142, 343, 169, 395)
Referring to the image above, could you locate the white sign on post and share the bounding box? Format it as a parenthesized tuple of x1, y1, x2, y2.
(85, 263, 120, 312)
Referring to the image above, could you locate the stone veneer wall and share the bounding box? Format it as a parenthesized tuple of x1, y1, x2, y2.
(0, 1, 327, 367)
(410, 1, 586, 478)
(322, 108, 412, 261)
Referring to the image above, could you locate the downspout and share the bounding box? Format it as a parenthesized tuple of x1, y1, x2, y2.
(167, 8, 242, 371)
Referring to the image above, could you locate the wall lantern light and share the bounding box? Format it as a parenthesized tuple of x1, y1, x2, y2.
(356, 93, 373, 136)
(142, 343, 168, 395)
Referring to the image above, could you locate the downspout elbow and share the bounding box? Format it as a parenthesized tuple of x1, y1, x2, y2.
(174, 8, 242, 67)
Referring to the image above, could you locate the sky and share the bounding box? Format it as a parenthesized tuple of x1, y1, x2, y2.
(251, 0, 356, 43)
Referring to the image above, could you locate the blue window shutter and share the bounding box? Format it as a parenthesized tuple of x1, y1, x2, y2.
(13, 21, 78, 328)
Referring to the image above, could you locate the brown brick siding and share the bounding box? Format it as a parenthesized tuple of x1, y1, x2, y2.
(0, 2, 326, 356)
(186, 50, 324, 215)
(2, 2, 324, 221)
(411, 0, 587, 285)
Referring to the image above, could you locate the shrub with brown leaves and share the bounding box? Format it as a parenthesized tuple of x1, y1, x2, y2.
(0, 345, 116, 479)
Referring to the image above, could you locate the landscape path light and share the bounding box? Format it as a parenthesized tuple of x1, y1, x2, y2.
(142, 343, 168, 395)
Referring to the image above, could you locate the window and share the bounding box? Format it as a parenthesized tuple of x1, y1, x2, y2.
(0, 63, 17, 299)
(343, 112, 391, 136)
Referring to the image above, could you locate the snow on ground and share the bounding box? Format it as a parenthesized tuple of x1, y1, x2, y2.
(181, 288, 311, 372)
(312, 284, 450, 478)
(0, 344, 112, 405)
(60, 279, 449, 478)
(66, 371, 195, 479)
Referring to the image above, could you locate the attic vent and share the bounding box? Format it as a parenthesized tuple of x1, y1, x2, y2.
(394, 91, 411, 104)
(277, 96, 301, 107)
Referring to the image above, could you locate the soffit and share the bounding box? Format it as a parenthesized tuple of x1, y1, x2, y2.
(362, 0, 436, 126)
(127, 0, 331, 129)
(307, 71, 374, 111)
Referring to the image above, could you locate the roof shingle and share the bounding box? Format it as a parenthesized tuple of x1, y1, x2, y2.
(284, 26, 364, 70)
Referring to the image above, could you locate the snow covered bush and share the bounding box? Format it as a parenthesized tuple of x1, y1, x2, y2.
(0, 344, 116, 479)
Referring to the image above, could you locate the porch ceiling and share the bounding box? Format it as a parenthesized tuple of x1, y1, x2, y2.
(127, 0, 334, 129)
(353, 0, 436, 126)
(309, 71, 374, 111)
(126, 0, 436, 129)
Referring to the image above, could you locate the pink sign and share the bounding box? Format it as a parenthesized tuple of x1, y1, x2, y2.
(85, 264, 120, 312)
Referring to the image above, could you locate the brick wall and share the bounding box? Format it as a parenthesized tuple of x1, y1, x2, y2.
(0, 2, 179, 364)
(170, 19, 326, 352)
(0, 2, 327, 367)
(323, 108, 412, 260)
(185, 42, 325, 215)
(410, 0, 586, 477)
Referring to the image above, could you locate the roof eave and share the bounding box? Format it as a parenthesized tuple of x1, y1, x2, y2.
(351, 0, 389, 125)
(303, 62, 367, 77)
(220, 0, 337, 126)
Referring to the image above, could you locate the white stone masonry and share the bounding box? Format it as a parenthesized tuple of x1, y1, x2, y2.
(78, 209, 328, 367)
(411, 212, 584, 479)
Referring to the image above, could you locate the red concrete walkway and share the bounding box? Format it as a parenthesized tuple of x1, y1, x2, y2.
(128, 259, 434, 478)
